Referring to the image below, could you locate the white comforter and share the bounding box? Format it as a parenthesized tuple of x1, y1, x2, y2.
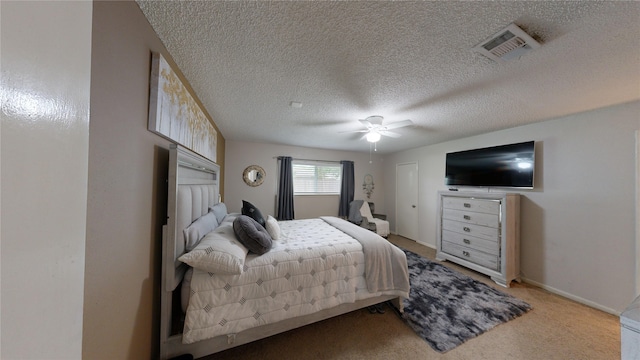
(182, 217, 409, 344)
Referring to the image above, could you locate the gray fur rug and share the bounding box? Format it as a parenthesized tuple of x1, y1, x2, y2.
(398, 249, 532, 353)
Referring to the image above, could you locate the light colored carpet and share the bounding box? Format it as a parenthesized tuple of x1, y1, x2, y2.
(202, 235, 620, 360)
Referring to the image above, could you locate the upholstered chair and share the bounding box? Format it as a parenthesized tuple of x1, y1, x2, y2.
(347, 200, 389, 237)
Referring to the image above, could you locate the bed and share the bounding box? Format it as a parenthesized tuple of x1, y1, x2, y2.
(160, 145, 410, 359)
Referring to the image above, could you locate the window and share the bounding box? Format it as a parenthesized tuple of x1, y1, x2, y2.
(292, 161, 342, 195)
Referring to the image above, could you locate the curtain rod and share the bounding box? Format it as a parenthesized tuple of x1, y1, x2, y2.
(274, 156, 342, 164)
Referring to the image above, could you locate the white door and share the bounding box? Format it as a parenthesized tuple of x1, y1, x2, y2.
(396, 162, 419, 240)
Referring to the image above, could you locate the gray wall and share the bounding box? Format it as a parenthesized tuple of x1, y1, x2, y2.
(84, 3, 170, 358)
(225, 140, 385, 219)
(382, 101, 640, 313)
(85, 2, 225, 359)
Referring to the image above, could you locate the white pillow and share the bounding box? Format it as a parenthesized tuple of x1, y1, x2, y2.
(265, 215, 281, 240)
(179, 224, 249, 274)
(183, 210, 219, 251)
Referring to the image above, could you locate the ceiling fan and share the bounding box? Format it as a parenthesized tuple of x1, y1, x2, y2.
(346, 116, 413, 142)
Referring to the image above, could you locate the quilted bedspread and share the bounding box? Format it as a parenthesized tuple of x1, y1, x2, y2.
(182, 217, 409, 344)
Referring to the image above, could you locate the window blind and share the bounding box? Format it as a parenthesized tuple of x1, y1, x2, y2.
(292, 161, 342, 195)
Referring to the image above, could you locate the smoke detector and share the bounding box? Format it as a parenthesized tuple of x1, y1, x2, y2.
(473, 23, 541, 63)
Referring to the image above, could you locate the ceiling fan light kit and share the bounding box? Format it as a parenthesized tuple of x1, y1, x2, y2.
(348, 115, 413, 144)
(366, 131, 381, 143)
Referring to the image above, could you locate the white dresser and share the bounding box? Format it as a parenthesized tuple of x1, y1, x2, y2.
(621, 295, 640, 360)
(436, 191, 521, 287)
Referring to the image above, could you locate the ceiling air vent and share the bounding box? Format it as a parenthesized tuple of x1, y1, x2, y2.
(473, 23, 541, 63)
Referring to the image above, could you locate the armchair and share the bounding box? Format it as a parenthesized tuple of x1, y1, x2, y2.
(347, 200, 389, 238)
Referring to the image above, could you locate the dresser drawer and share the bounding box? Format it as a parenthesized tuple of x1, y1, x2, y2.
(442, 241, 500, 271)
(442, 196, 501, 215)
(442, 208, 499, 228)
(442, 229, 499, 255)
(442, 219, 499, 241)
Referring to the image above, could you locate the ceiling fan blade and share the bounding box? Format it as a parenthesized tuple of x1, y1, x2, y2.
(379, 130, 402, 138)
(360, 133, 370, 141)
(338, 129, 368, 134)
(383, 119, 413, 130)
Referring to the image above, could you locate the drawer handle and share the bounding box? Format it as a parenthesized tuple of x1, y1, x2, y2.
(463, 227, 471, 232)
(463, 203, 471, 208)
(463, 239, 471, 244)
(462, 251, 470, 257)
(463, 215, 471, 220)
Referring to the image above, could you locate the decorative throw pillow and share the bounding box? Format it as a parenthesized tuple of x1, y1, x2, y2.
(183, 210, 219, 251)
(179, 224, 249, 274)
(233, 215, 272, 255)
(265, 215, 281, 240)
(242, 200, 266, 227)
(209, 202, 228, 224)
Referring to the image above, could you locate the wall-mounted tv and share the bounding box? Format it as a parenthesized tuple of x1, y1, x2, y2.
(445, 141, 535, 189)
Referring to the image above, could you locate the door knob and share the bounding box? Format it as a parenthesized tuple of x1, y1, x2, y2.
(412, 205, 416, 208)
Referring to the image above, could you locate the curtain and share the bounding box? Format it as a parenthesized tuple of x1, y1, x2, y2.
(276, 156, 295, 220)
(338, 160, 354, 217)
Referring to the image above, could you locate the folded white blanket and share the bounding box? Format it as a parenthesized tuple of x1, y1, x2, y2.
(370, 218, 389, 237)
(359, 202, 390, 237)
(320, 216, 409, 297)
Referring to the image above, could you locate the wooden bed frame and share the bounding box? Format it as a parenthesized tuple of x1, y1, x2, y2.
(160, 144, 400, 359)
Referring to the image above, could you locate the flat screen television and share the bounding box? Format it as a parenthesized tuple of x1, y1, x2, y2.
(445, 141, 535, 189)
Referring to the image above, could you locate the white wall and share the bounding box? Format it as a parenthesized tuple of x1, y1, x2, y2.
(383, 101, 640, 313)
(1, 1, 92, 358)
(225, 140, 385, 219)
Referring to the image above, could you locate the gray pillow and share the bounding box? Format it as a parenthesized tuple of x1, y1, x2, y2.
(209, 202, 228, 224)
(183, 211, 219, 251)
(232, 215, 272, 255)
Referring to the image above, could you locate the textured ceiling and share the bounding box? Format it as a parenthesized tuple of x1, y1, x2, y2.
(136, 1, 640, 154)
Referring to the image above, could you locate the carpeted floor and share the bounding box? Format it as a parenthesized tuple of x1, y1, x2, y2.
(202, 235, 621, 360)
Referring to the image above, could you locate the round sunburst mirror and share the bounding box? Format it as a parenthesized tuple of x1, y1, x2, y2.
(243, 165, 266, 187)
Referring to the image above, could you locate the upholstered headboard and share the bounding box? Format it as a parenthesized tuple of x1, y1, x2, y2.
(164, 144, 220, 292)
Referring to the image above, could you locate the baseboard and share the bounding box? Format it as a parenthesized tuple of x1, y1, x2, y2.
(389, 233, 435, 250)
(390, 234, 621, 315)
(521, 277, 620, 316)
(416, 241, 435, 250)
